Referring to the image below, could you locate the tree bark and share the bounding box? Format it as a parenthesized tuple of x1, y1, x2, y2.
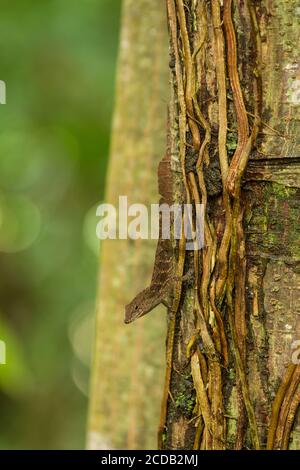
(162, 0, 300, 450)
(87, 0, 169, 450)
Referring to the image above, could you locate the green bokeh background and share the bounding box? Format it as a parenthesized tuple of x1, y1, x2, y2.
(0, 0, 121, 449)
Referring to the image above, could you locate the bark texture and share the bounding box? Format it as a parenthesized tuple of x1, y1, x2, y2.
(162, 0, 300, 450)
(87, 0, 169, 450)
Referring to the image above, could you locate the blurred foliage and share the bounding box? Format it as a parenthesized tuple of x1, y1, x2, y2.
(0, 0, 121, 449)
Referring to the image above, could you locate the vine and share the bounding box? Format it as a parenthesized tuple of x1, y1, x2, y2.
(163, 0, 300, 451)
(164, 0, 263, 450)
(267, 364, 300, 449)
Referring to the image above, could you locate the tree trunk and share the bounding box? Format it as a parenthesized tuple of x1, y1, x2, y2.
(87, 0, 168, 450)
(162, 0, 300, 450)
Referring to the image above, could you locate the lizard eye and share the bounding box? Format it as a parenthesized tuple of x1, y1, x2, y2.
(135, 305, 138, 310)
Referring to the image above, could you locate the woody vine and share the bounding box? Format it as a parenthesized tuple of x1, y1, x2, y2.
(159, 0, 300, 450)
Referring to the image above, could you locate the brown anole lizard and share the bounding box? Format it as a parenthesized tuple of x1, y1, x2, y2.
(124, 121, 187, 449)
(125, 124, 178, 324)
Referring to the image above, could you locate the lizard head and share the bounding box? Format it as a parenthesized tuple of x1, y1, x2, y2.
(124, 289, 152, 324)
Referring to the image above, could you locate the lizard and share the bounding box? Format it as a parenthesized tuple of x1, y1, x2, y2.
(125, 121, 179, 325)
(124, 119, 187, 449)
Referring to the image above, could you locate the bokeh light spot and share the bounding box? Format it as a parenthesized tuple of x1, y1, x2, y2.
(0, 194, 41, 253)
